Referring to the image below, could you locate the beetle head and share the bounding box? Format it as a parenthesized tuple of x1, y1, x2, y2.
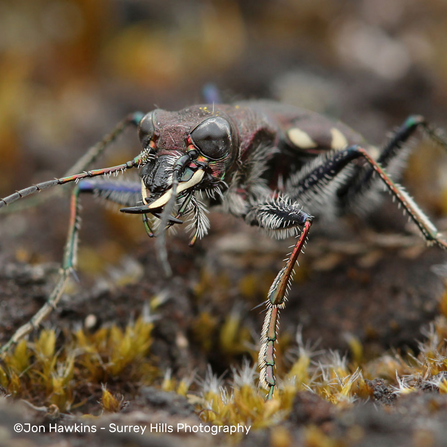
(130, 106, 239, 217)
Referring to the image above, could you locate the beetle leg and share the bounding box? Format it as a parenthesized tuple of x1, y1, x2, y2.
(245, 199, 313, 398)
(1, 186, 82, 354)
(0, 152, 151, 211)
(77, 178, 141, 204)
(352, 146, 447, 249)
(0, 112, 144, 214)
(290, 145, 447, 249)
(337, 115, 447, 213)
(253, 142, 446, 396)
(65, 112, 144, 175)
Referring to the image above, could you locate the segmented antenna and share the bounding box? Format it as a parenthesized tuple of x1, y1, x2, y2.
(0, 150, 151, 209)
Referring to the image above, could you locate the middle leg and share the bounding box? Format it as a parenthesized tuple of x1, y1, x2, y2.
(287, 145, 447, 249)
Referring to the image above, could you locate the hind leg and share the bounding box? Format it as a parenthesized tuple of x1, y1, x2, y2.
(337, 115, 447, 213)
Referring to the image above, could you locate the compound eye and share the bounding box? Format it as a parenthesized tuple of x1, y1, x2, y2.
(138, 112, 155, 149)
(190, 117, 232, 160)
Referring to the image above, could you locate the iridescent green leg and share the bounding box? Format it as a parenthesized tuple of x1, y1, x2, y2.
(142, 214, 155, 238)
(0, 186, 82, 354)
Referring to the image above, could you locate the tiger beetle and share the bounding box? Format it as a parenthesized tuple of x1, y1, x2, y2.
(1, 100, 447, 400)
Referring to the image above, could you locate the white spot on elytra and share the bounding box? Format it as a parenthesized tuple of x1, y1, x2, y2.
(330, 128, 348, 150)
(288, 128, 318, 149)
(367, 145, 380, 159)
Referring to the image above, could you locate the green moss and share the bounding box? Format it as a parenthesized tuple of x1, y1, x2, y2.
(3, 301, 447, 438)
(1, 317, 157, 412)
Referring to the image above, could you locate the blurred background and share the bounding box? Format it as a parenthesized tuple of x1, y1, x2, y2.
(1, 0, 447, 272)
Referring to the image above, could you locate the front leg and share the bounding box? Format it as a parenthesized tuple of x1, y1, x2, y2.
(245, 197, 313, 399)
(1, 186, 83, 354)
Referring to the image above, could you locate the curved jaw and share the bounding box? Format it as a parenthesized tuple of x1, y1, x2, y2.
(145, 169, 204, 210)
(120, 169, 205, 220)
